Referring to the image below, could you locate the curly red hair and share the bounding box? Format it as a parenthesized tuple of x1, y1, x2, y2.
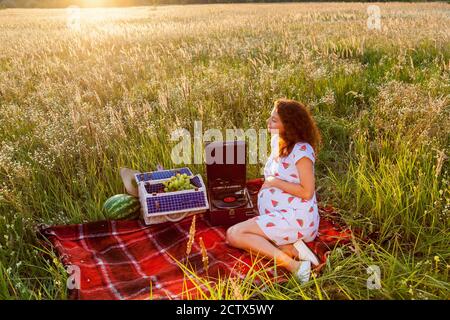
(274, 98, 322, 158)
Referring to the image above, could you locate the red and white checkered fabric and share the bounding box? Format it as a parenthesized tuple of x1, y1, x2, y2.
(38, 179, 353, 300)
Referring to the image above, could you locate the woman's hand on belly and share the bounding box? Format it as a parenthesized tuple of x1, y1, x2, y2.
(261, 176, 281, 190)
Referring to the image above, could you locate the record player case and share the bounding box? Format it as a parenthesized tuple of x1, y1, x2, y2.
(205, 140, 258, 227)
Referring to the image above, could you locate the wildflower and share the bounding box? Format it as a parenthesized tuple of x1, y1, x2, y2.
(319, 88, 336, 105)
(52, 257, 61, 268)
(434, 255, 440, 271)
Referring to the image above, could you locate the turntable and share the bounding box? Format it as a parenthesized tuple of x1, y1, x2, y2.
(211, 183, 248, 209)
(205, 140, 258, 226)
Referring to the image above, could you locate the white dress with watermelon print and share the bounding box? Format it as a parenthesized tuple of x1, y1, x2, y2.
(255, 134, 320, 246)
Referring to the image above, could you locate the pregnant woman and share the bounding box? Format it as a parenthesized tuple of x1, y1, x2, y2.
(226, 98, 322, 282)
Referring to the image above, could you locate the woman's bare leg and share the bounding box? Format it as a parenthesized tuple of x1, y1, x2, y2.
(226, 218, 301, 273)
(278, 244, 299, 260)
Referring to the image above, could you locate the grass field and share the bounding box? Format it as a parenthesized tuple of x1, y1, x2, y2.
(0, 2, 449, 299)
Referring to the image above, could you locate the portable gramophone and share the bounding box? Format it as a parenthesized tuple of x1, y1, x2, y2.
(204, 140, 257, 226)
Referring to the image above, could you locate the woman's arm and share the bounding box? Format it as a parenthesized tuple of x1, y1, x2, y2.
(262, 157, 315, 200)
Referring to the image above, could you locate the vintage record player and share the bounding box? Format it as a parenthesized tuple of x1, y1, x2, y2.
(205, 140, 258, 227)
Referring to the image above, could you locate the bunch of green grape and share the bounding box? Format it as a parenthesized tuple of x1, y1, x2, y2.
(163, 173, 196, 192)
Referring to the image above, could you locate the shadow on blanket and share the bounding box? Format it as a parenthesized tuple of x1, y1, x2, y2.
(38, 178, 353, 300)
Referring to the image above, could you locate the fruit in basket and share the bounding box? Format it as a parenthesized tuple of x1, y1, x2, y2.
(162, 173, 196, 192)
(102, 194, 141, 219)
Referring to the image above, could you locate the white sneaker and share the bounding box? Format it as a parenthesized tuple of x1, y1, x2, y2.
(294, 260, 311, 283)
(293, 239, 320, 267)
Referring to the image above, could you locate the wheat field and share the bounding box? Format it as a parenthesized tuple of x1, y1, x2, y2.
(0, 2, 449, 299)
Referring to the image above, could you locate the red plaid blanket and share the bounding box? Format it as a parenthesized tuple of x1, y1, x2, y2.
(38, 179, 353, 300)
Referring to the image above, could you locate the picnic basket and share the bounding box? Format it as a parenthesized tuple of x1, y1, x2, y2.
(135, 167, 210, 225)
